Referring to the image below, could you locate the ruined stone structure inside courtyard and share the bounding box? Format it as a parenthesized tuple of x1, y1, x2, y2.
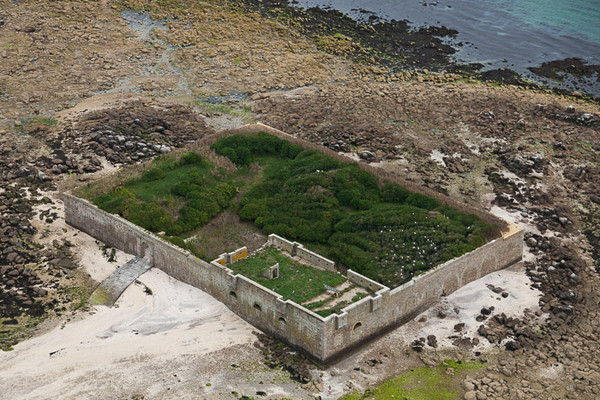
(63, 124, 523, 364)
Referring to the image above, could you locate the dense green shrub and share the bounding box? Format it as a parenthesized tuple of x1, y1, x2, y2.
(93, 187, 135, 214)
(179, 152, 203, 165)
(325, 204, 493, 286)
(171, 181, 200, 197)
(142, 167, 166, 182)
(178, 206, 209, 229)
(124, 202, 173, 233)
(93, 148, 235, 236)
(405, 193, 440, 210)
(337, 189, 361, 207)
(235, 147, 251, 166)
(187, 170, 204, 185)
(211, 132, 305, 166)
(214, 183, 237, 208)
(187, 192, 220, 216)
(212, 133, 496, 287)
(93, 132, 497, 289)
(381, 182, 410, 203)
(166, 235, 200, 256)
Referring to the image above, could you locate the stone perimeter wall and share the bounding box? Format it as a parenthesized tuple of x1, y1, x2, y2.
(63, 193, 327, 359)
(321, 226, 523, 362)
(212, 247, 248, 267)
(63, 180, 522, 365)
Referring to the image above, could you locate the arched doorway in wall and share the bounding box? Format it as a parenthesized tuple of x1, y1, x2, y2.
(350, 321, 364, 340)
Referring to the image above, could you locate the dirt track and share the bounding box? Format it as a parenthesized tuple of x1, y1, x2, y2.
(0, 1, 599, 399)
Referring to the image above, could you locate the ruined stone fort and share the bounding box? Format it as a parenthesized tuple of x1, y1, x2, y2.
(63, 124, 523, 365)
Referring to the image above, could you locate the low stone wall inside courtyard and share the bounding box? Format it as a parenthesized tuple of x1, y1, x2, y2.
(212, 246, 248, 267)
(267, 233, 336, 272)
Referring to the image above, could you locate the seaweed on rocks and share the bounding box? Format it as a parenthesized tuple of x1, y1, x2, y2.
(234, 0, 599, 102)
(233, 0, 458, 71)
(529, 58, 600, 84)
(253, 332, 316, 385)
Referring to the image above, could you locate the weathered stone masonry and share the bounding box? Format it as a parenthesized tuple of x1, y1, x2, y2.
(63, 192, 523, 364)
(267, 234, 336, 272)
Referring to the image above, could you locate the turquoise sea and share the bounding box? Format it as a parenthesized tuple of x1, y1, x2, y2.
(298, 0, 600, 92)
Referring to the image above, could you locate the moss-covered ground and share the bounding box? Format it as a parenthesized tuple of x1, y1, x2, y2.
(339, 359, 485, 400)
(227, 247, 346, 304)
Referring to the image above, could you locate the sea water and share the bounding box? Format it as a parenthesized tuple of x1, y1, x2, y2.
(297, 0, 600, 92)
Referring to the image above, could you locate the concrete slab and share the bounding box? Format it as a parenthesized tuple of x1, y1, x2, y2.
(89, 257, 152, 306)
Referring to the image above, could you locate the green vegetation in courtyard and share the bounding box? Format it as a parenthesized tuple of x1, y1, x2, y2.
(339, 359, 485, 400)
(227, 247, 346, 304)
(303, 285, 369, 317)
(91, 152, 238, 253)
(212, 133, 497, 287)
(87, 132, 497, 288)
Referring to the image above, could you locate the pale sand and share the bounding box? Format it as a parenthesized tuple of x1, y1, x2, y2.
(31, 190, 133, 282)
(0, 192, 258, 400)
(397, 261, 542, 350)
(0, 266, 260, 399)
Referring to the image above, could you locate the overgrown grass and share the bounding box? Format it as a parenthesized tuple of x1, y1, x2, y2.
(85, 132, 497, 288)
(228, 247, 346, 304)
(212, 133, 497, 287)
(339, 359, 486, 400)
(91, 152, 239, 243)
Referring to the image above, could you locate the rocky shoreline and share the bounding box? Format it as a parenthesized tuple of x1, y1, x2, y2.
(233, 0, 600, 101)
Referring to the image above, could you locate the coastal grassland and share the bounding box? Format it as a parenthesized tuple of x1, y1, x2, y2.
(82, 132, 497, 288)
(339, 359, 486, 400)
(227, 247, 346, 304)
